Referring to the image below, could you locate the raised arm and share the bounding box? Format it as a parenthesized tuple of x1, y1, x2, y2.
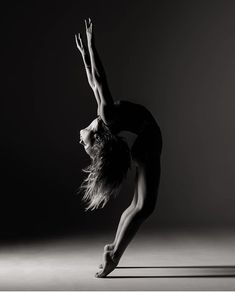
(84, 19, 114, 107)
(75, 30, 101, 108)
(75, 19, 115, 120)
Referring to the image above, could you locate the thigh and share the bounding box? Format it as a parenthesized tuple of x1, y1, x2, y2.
(136, 155, 161, 208)
(131, 126, 162, 207)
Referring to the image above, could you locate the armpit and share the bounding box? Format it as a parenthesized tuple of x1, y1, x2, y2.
(99, 103, 120, 127)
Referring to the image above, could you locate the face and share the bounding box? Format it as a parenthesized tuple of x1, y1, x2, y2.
(80, 118, 100, 157)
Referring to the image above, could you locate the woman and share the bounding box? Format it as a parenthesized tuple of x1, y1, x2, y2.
(75, 18, 162, 278)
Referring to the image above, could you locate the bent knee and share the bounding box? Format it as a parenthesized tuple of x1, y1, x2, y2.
(135, 202, 156, 219)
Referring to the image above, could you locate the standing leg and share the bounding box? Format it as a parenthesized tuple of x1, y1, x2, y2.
(104, 192, 137, 251)
(99, 169, 138, 268)
(98, 195, 137, 268)
(102, 167, 139, 252)
(96, 157, 161, 278)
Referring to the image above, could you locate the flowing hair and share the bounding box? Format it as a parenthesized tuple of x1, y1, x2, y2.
(80, 120, 131, 211)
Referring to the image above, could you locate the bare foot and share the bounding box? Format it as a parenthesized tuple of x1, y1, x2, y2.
(99, 243, 115, 269)
(95, 251, 118, 278)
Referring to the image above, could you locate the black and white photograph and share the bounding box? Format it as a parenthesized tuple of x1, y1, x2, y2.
(1, 0, 235, 290)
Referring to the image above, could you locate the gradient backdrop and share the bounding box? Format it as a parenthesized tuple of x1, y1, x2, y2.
(2, 0, 235, 241)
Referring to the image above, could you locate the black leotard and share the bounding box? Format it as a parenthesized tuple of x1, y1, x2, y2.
(104, 100, 162, 161)
(103, 100, 156, 134)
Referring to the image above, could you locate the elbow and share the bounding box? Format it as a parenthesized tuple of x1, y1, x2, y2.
(93, 71, 102, 86)
(93, 70, 109, 88)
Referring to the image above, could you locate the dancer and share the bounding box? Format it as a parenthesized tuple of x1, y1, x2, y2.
(75, 18, 162, 278)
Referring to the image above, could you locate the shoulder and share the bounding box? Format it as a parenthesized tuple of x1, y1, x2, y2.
(99, 99, 150, 126)
(99, 100, 121, 124)
(98, 100, 128, 134)
(98, 102, 116, 128)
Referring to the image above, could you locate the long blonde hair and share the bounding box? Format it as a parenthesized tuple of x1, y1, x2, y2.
(80, 122, 131, 211)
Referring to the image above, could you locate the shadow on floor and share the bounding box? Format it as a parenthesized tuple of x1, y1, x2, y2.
(107, 265, 235, 278)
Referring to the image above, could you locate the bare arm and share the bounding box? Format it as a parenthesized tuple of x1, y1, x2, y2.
(75, 31, 101, 109)
(75, 19, 115, 119)
(84, 19, 114, 107)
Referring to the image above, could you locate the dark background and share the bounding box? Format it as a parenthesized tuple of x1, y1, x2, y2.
(1, 0, 235, 240)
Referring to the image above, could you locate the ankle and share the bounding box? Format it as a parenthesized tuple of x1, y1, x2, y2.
(111, 250, 121, 264)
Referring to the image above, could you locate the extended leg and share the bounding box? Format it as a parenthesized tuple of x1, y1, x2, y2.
(96, 205, 152, 278)
(108, 168, 139, 249)
(98, 202, 136, 269)
(113, 195, 137, 245)
(96, 158, 161, 278)
(99, 202, 137, 268)
(99, 171, 138, 268)
(103, 198, 137, 252)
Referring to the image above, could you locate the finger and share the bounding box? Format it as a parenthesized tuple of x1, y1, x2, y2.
(88, 17, 92, 25)
(89, 18, 93, 31)
(84, 19, 87, 30)
(78, 33, 83, 47)
(75, 34, 83, 53)
(75, 34, 80, 48)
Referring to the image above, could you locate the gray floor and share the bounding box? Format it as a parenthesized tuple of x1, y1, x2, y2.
(0, 228, 235, 290)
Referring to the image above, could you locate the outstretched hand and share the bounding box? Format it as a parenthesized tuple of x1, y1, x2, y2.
(75, 17, 93, 55)
(75, 33, 85, 55)
(85, 18, 93, 43)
